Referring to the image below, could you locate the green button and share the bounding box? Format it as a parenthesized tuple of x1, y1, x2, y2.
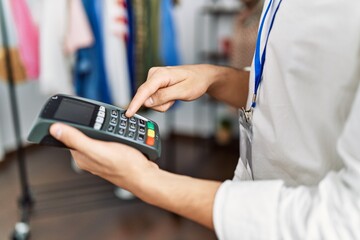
(147, 121, 155, 130)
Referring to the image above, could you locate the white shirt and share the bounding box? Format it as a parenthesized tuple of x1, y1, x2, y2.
(213, 0, 360, 239)
(103, 0, 131, 107)
(38, 0, 74, 95)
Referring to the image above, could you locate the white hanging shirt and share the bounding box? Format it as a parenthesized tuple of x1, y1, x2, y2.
(103, 0, 131, 107)
(214, 0, 360, 239)
(38, 0, 74, 95)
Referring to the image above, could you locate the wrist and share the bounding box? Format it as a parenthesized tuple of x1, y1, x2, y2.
(205, 65, 249, 108)
(206, 65, 236, 95)
(198, 64, 223, 88)
(131, 166, 222, 229)
(128, 161, 162, 203)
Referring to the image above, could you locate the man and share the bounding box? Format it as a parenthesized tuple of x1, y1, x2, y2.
(50, 0, 360, 239)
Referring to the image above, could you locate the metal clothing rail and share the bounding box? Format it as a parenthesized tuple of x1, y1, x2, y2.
(0, 1, 34, 239)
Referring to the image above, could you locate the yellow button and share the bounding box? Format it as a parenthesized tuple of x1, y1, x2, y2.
(147, 129, 155, 138)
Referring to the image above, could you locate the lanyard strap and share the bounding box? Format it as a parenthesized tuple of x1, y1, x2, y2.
(251, 0, 283, 109)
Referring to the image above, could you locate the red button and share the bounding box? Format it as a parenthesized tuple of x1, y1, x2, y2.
(146, 137, 155, 146)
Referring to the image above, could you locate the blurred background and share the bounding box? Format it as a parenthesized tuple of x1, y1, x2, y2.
(0, 0, 263, 239)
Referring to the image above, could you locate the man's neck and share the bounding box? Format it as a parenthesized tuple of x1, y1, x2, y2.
(244, 0, 259, 9)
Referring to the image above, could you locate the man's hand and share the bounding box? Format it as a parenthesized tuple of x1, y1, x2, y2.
(49, 123, 221, 230)
(47, 63, 245, 231)
(126, 65, 216, 117)
(49, 123, 159, 191)
(126, 64, 249, 117)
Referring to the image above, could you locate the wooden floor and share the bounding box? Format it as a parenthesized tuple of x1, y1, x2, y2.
(0, 135, 238, 240)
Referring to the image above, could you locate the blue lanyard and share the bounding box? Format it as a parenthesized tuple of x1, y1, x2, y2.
(251, 0, 283, 109)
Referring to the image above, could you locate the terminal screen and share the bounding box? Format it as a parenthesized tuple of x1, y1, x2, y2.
(54, 98, 96, 126)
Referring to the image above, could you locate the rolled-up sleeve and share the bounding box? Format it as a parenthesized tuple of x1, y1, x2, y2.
(213, 180, 283, 240)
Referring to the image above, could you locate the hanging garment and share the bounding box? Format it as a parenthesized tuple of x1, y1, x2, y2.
(38, 0, 74, 95)
(9, 0, 39, 80)
(147, 0, 162, 68)
(74, 0, 112, 104)
(64, 0, 94, 55)
(103, 0, 131, 107)
(133, 0, 146, 90)
(132, 0, 163, 91)
(0, 0, 27, 83)
(143, 0, 162, 83)
(126, 0, 136, 96)
(0, 48, 27, 84)
(160, 0, 180, 66)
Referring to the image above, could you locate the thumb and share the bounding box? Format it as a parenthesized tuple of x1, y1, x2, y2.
(50, 123, 95, 152)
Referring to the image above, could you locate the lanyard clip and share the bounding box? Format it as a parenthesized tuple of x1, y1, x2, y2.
(243, 107, 253, 123)
(242, 94, 257, 123)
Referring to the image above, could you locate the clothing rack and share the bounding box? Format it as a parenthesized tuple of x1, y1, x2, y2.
(0, 1, 181, 238)
(0, 1, 34, 240)
(0, 2, 138, 235)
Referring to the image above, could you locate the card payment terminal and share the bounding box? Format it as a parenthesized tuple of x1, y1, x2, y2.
(28, 94, 161, 160)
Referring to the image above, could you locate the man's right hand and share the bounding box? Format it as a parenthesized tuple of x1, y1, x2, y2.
(126, 64, 218, 117)
(126, 64, 249, 117)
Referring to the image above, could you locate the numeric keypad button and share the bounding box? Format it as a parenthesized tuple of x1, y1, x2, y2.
(128, 131, 135, 139)
(107, 125, 115, 133)
(138, 134, 145, 141)
(139, 119, 145, 126)
(120, 120, 127, 128)
(120, 112, 127, 119)
(110, 117, 117, 125)
(111, 110, 118, 117)
(118, 128, 125, 136)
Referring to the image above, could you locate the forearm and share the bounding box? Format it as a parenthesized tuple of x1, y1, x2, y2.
(133, 167, 221, 229)
(206, 65, 250, 109)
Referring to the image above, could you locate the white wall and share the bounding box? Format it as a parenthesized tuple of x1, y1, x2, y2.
(174, 0, 240, 64)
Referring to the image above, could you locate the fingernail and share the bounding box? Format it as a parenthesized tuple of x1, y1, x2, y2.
(50, 124, 62, 139)
(125, 109, 132, 117)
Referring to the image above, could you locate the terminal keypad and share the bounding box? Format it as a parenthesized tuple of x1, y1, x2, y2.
(104, 109, 157, 146)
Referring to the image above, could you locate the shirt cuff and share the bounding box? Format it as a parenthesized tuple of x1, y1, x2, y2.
(213, 180, 284, 240)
